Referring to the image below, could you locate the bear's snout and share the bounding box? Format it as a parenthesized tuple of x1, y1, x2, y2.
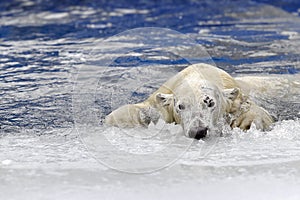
(188, 126, 208, 140)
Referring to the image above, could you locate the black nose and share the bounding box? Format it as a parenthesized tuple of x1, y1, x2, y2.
(189, 127, 208, 140)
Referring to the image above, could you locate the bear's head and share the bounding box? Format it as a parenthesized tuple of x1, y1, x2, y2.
(156, 80, 237, 139)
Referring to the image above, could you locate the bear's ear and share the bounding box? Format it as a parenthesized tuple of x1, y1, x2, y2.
(156, 93, 174, 107)
(223, 88, 240, 101)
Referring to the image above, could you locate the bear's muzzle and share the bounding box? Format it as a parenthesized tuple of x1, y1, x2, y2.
(188, 126, 208, 139)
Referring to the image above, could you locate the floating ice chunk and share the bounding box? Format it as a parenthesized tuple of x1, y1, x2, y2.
(281, 31, 298, 39)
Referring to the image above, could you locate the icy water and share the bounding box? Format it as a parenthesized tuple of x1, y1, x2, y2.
(1, 0, 300, 199)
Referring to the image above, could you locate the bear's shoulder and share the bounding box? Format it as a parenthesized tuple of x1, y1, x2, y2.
(182, 63, 237, 89)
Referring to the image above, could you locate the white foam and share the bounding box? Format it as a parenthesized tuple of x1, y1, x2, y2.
(101, 119, 184, 154)
(1, 159, 12, 165)
(181, 119, 300, 167)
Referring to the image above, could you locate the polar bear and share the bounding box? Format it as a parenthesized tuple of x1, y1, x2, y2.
(105, 63, 274, 139)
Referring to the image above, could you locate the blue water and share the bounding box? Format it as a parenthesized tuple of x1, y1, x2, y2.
(1, 0, 299, 133)
(1, 1, 300, 199)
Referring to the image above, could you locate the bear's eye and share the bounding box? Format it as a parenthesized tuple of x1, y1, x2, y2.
(178, 103, 185, 110)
